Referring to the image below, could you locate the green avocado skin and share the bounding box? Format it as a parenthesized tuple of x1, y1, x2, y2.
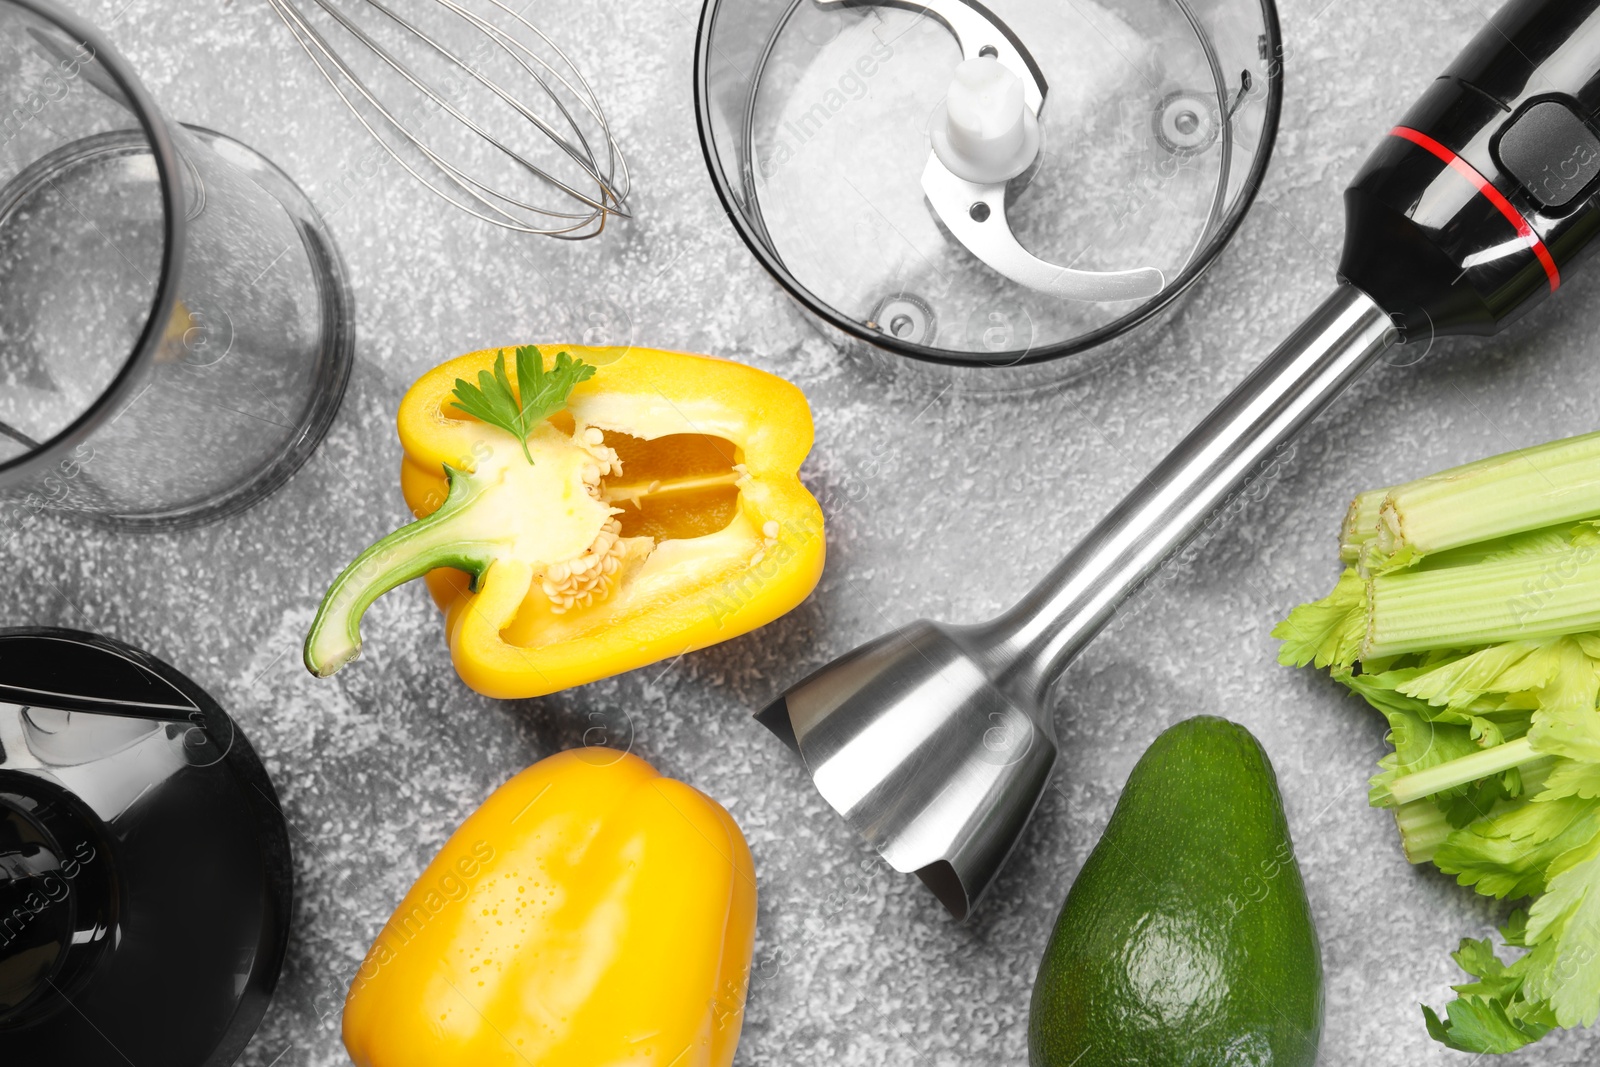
(1029, 716, 1323, 1067)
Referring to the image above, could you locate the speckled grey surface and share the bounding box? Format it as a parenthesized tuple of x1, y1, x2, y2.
(9, 0, 1600, 1063)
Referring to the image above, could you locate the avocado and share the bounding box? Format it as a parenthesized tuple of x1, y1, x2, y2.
(1029, 716, 1322, 1067)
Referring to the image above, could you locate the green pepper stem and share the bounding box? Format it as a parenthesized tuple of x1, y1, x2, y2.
(304, 466, 502, 678)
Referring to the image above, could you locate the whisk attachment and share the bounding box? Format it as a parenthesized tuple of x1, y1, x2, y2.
(268, 0, 630, 238)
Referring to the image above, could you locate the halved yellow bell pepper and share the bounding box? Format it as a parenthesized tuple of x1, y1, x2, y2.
(303, 345, 825, 698)
(342, 749, 757, 1067)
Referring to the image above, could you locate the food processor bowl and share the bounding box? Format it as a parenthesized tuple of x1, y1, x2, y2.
(694, 0, 1281, 389)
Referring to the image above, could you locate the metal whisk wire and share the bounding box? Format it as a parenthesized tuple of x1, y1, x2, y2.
(266, 0, 630, 238)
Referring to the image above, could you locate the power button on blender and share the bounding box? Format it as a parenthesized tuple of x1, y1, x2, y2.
(1496, 99, 1600, 210)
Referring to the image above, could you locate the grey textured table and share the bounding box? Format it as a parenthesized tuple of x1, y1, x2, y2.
(12, 0, 1600, 1063)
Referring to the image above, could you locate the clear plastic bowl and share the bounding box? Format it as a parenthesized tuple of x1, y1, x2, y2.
(695, 0, 1282, 384)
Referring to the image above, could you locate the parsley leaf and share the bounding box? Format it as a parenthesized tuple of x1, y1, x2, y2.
(449, 346, 596, 463)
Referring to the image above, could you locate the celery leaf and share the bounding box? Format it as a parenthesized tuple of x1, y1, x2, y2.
(1523, 838, 1600, 1027)
(1273, 568, 1366, 670)
(1434, 795, 1600, 900)
(1422, 936, 1555, 1052)
(1422, 998, 1547, 1053)
(1396, 641, 1553, 712)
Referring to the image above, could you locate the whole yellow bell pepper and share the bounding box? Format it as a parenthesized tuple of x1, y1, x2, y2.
(343, 748, 758, 1067)
(304, 344, 825, 697)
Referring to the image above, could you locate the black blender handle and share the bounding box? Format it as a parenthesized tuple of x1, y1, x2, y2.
(1340, 0, 1600, 339)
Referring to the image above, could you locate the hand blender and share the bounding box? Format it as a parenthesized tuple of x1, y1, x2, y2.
(759, 0, 1600, 919)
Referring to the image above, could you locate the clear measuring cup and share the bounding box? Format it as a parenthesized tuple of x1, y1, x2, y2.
(0, 0, 353, 529)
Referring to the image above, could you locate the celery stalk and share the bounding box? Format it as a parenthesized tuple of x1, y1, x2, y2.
(1395, 799, 1452, 864)
(1394, 758, 1555, 864)
(1365, 430, 1600, 571)
(1339, 487, 1387, 564)
(1384, 738, 1541, 807)
(1280, 428, 1600, 1056)
(1364, 544, 1600, 658)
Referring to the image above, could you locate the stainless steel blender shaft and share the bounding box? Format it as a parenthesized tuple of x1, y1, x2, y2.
(761, 282, 1398, 919)
(977, 282, 1397, 709)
